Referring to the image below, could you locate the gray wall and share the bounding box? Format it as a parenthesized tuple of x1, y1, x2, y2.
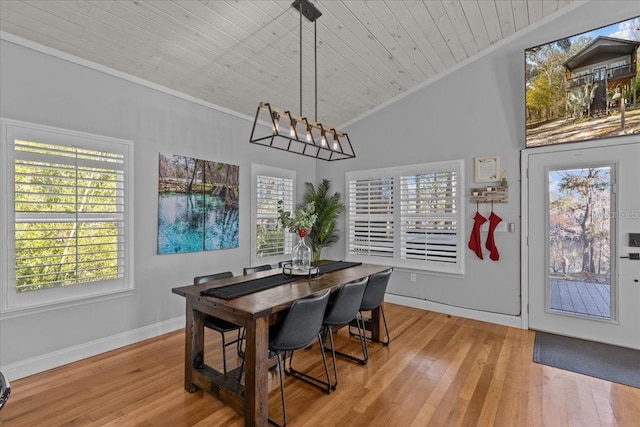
(1, 0, 638, 375)
(0, 39, 316, 372)
(318, 1, 639, 316)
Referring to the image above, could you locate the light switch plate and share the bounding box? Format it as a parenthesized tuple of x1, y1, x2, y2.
(629, 233, 640, 247)
(481, 222, 507, 232)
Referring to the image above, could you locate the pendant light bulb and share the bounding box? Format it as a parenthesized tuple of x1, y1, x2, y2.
(290, 119, 297, 138)
(272, 113, 280, 133)
(306, 126, 312, 143)
(333, 134, 340, 150)
(321, 130, 328, 147)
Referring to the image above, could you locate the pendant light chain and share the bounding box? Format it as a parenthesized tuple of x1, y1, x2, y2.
(299, 4, 303, 117)
(298, 6, 318, 122)
(314, 20, 318, 123)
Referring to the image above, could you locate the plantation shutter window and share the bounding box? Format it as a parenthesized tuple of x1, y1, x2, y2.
(252, 164, 296, 265)
(346, 160, 464, 275)
(2, 119, 133, 313)
(255, 174, 294, 258)
(347, 176, 394, 259)
(400, 168, 459, 268)
(14, 141, 125, 291)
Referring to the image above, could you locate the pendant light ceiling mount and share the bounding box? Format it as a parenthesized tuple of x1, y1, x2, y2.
(292, 0, 322, 22)
(249, 0, 355, 161)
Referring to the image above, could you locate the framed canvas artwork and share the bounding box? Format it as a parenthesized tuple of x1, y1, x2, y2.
(157, 153, 239, 254)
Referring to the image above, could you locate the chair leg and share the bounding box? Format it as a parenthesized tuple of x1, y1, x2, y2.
(220, 332, 228, 374)
(216, 327, 244, 376)
(330, 315, 369, 365)
(319, 327, 339, 390)
(238, 352, 245, 385)
(349, 306, 391, 346)
(357, 314, 369, 363)
(236, 328, 245, 357)
(284, 333, 332, 394)
(379, 305, 390, 346)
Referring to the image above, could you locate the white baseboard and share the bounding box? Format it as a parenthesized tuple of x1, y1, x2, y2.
(3, 316, 186, 381)
(385, 294, 524, 329)
(4, 296, 523, 381)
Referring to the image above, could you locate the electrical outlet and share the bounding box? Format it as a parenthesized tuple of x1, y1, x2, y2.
(410, 273, 417, 282)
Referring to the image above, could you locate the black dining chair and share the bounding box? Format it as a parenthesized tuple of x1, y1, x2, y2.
(239, 290, 331, 427)
(346, 268, 393, 364)
(243, 264, 272, 275)
(193, 271, 243, 374)
(287, 277, 368, 392)
(0, 370, 10, 411)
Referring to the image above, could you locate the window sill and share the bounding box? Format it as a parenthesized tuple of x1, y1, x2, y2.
(0, 288, 135, 320)
(346, 256, 465, 278)
(391, 266, 465, 279)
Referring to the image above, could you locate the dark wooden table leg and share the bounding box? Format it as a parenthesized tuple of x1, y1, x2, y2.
(370, 305, 382, 342)
(244, 316, 269, 427)
(184, 298, 204, 392)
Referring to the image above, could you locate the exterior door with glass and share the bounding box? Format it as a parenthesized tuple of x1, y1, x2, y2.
(527, 141, 640, 350)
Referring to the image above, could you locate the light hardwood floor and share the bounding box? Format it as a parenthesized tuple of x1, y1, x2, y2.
(2, 303, 639, 426)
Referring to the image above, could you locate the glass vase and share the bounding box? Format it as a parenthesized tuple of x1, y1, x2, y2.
(292, 235, 312, 271)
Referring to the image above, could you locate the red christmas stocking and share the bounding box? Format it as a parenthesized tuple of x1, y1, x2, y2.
(468, 211, 487, 259)
(485, 211, 502, 261)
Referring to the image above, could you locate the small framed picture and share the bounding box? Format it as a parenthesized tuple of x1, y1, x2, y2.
(474, 156, 500, 182)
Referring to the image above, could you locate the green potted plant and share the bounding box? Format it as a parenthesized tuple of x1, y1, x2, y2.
(303, 179, 344, 262)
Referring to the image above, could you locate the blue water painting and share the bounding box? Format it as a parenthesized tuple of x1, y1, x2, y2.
(158, 193, 239, 254)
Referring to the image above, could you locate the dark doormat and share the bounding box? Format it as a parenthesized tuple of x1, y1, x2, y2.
(533, 331, 640, 388)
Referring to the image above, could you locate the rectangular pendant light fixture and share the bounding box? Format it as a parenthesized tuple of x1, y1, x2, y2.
(249, 0, 356, 161)
(249, 102, 355, 161)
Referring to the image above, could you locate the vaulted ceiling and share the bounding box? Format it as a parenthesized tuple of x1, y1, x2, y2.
(0, 1, 576, 127)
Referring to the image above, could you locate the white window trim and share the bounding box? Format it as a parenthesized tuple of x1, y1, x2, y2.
(345, 159, 465, 276)
(1, 118, 134, 317)
(251, 164, 296, 266)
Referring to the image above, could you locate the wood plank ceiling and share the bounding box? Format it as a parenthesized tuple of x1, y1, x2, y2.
(0, 1, 575, 127)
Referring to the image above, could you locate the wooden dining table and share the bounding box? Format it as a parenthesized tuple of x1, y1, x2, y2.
(172, 262, 390, 427)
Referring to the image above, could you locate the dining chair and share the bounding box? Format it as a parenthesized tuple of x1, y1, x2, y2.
(239, 290, 331, 427)
(287, 277, 368, 392)
(0, 370, 10, 410)
(193, 271, 243, 374)
(346, 268, 393, 364)
(242, 264, 272, 275)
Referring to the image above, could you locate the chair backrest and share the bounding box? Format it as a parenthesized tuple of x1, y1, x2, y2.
(243, 264, 272, 275)
(278, 260, 292, 267)
(360, 268, 393, 311)
(193, 271, 233, 285)
(323, 277, 368, 326)
(0, 370, 10, 410)
(269, 290, 331, 352)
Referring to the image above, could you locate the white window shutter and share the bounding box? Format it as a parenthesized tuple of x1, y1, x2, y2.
(14, 140, 126, 291)
(255, 173, 294, 258)
(400, 170, 459, 266)
(347, 160, 464, 275)
(347, 176, 395, 259)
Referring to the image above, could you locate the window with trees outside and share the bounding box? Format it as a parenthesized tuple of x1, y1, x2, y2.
(346, 160, 464, 275)
(251, 164, 295, 265)
(1, 119, 133, 314)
